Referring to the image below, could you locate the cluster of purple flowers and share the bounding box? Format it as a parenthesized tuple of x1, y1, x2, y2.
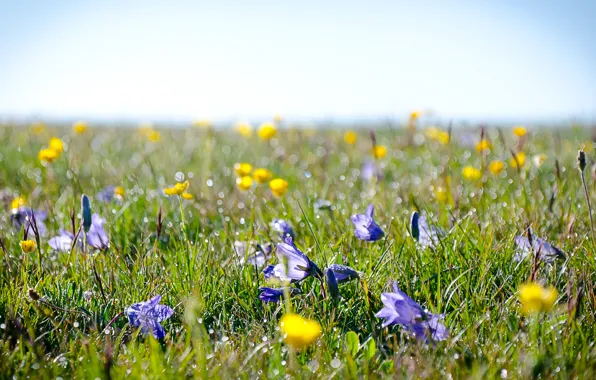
(259, 221, 360, 303)
(11, 192, 110, 253)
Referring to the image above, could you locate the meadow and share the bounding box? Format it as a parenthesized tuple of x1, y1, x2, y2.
(0, 120, 595, 379)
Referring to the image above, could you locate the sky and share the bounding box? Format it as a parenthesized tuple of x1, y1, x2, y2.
(0, 0, 594, 124)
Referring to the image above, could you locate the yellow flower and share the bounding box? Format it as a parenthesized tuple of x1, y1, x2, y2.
(164, 181, 189, 196)
(38, 148, 60, 163)
(372, 145, 387, 159)
(73, 121, 88, 134)
(273, 114, 283, 124)
(31, 122, 46, 134)
(49, 137, 64, 153)
(181, 193, 194, 200)
(258, 122, 277, 140)
(434, 176, 453, 204)
(462, 166, 481, 180)
(114, 186, 125, 198)
(436, 131, 450, 144)
(193, 119, 212, 129)
(519, 282, 558, 315)
(236, 176, 253, 191)
(488, 160, 505, 175)
(235, 122, 253, 137)
(434, 186, 448, 202)
(279, 313, 322, 350)
(408, 111, 421, 129)
(253, 168, 272, 184)
(509, 152, 526, 169)
(475, 139, 491, 152)
(234, 163, 253, 177)
(20, 240, 37, 253)
(533, 154, 547, 167)
(344, 131, 357, 145)
(11, 196, 26, 210)
(147, 130, 161, 142)
(269, 178, 289, 197)
(513, 126, 527, 137)
(425, 127, 450, 144)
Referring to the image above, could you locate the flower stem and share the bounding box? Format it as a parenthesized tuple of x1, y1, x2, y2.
(580, 170, 595, 244)
(101, 311, 124, 335)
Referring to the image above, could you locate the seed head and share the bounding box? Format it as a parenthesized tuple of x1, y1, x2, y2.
(578, 150, 586, 172)
(28, 288, 40, 301)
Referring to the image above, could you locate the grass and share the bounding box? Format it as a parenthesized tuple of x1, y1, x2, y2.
(0, 122, 595, 378)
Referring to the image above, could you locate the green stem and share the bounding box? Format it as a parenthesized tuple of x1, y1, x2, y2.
(580, 171, 595, 245)
(178, 195, 193, 283)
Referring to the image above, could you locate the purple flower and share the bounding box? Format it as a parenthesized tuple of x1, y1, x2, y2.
(233, 241, 272, 267)
(258, 287, 301, 303)
(11, 208, 48, 237)
(86, 214, 109, 250)
(375, 282, 448, 342)
(514, 231, 565, 263)
(361, 160, 383, 182)
(327, 264, 360, 283)
(97, 186, 116, 203)
(125, 295, 174, 340)
(263, 264, 289, 281)
(277, 237, 322, 279)
(270, 219, 295, 240)
(410, 212, 443, 249)
(351, 204, 384, 242)
(48, 229, 83, 252)
(264, 237, 322, 282)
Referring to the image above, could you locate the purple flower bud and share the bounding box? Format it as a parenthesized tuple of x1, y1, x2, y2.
(325, 269, 339, 300)
(81, 195, 92, 233)
(258, 287, 300, 303)
(327, 264, 360, 283)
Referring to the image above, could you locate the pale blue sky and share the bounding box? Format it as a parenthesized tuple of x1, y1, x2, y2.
(0, 0, 594, 123)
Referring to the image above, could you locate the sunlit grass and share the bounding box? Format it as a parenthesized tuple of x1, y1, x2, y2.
(0, 122, 594, 378)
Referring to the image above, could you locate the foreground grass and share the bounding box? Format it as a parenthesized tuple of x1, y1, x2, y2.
(0, 123, 595, 378)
